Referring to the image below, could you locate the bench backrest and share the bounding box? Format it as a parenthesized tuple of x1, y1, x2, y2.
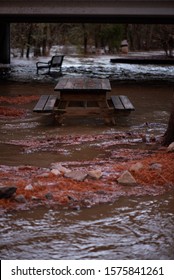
(51, 55, 64, 67)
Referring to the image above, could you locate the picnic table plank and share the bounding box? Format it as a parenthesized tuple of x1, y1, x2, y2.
(101, 79, 111, 91)
(54, 78, 69, 90)
(111, 96, 125, 110)
(33, 95, 50, 112)
(55, 77, 111, 92)
(43, 95, 58, 112)
(119, 95, 135, 110)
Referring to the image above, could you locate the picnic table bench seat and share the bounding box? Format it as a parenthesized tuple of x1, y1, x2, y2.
(33, 93, 135, 126)
(109, 95, 135, 112)
(36, 55, 64, 74)
(33, 95, 59, 113)
(33, 94, 135, 113)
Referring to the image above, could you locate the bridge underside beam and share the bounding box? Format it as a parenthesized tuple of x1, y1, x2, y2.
(0, 1, 174, 24)
(0, 15, 173, 24)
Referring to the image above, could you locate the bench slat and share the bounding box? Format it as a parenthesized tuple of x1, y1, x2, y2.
(33, 95, 50, 112)
(111, 95, 134, 111)
(43, 95, 58, 112)
(119, 95, 135, 110)
(111, 96, 125, 110)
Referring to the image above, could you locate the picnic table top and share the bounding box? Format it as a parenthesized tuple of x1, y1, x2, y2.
(54, 77, 111, 92)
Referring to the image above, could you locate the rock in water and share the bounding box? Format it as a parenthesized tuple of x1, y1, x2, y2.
(51, 169, 61, 176)
(64, 170, 87, 181)
(0, 186, 17, 199)
(50, 163, 71, 174)
(14, 194, 26, 203)
(149, 163, 162, 170)
(88, 169, 102, 179)
(129, 162, 143, 172)
(117, 171, 137, 186)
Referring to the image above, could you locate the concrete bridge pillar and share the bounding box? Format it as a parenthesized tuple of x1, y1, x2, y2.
(0, 22, 10, 64)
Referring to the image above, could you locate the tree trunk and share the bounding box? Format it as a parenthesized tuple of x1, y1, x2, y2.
(41, 25, 48, 56)
(20, 46, 24, 58)
(162, 100, 174, 146)
(34, 45, 41, 57)
(82, 24, 88, 54)
(26, 24, 33, 58)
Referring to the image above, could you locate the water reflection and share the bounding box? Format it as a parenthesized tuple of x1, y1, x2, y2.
(1, 192, 174, 259)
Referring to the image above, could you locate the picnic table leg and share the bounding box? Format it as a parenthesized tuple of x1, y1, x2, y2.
(54, 114, 64, 125)
(97, 100, 113, 125)
(105, 116, 116, 125)
(54, 100, 68, 125)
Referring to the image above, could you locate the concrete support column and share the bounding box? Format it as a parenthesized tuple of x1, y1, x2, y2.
(0, 22, 10, 64)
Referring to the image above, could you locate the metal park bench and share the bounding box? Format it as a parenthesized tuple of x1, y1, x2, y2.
(36, 55, 64, 74)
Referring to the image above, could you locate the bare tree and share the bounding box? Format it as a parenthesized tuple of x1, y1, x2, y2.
(153, 25, 174, 57)
(26, 24, 33, 58)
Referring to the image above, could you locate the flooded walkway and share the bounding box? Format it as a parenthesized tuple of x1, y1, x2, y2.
(0, 81, 173, 166)
(2, 51, 174, 83)
(0, 54, 174, 259)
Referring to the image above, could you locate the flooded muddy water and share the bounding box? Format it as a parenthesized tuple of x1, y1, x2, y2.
(0, 54, 174, 259)
(0, 82, 173, 167)
(1, 192, 174, 260)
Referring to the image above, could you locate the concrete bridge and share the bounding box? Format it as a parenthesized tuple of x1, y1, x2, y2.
(0, 0, 174, 23)
(0, 0, 174, 63)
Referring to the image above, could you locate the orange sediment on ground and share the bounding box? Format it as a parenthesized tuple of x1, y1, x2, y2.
(0, 106, 26, 117)
(129, 152, 174, 186)
(0, 151, 173, 211)
(0, 95, 38, 105)
(0, 95, 38, 117)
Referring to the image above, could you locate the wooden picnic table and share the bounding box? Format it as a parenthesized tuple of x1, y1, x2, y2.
(33, 76, 135, 125)
(54, 76, 112, 123)
(54, 76, 111, 100)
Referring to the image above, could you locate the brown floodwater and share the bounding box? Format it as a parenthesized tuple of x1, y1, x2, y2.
(0, 82, 173, 167)
(0, 80, 174, 259)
